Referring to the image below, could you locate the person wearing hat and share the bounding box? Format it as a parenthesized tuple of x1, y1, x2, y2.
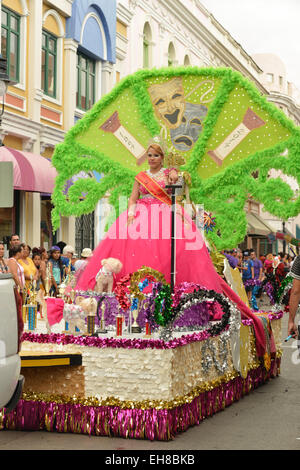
(74, 248, 93, 272)
(61, 244, 76, 274)
(241, 250, 254, 303)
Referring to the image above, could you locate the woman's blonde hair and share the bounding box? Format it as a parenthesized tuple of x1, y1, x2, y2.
(266, 253, 273, 261)
(147, 143, 164, 157)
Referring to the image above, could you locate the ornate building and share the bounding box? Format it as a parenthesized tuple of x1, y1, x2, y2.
(1, 0, 298, 255)
(0, 0, 116, 251)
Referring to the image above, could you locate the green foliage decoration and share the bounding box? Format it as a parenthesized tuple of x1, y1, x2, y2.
(51, 66, 300, 249)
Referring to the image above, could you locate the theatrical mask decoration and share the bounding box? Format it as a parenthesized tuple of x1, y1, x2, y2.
(148, 77, 186, 129)
(51, 66, 300, 250)
(170, 102, 208, 151)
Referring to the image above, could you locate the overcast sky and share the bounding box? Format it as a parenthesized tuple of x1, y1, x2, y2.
(201, 0, 300, 90)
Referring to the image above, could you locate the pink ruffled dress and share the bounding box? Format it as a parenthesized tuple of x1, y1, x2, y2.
(76, 168, 267, 357)
(76, 168, 223, 293)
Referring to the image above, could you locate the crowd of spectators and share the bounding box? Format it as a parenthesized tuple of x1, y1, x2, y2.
(223, 248, 294, 309)
(0, 234, 93, 297)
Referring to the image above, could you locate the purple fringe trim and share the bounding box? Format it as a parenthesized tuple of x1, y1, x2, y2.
(0, 358, 281, 441)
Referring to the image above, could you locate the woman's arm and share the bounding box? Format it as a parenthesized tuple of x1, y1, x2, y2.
(7, 259, 23, 290)
(127, 180, 140, 225)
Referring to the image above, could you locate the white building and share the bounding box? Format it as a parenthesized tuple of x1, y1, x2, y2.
(110, 0, 300, 255)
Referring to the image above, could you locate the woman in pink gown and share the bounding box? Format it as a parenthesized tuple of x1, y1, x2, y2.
(76, 143, 267, 356)
(77, 144, 222, 293)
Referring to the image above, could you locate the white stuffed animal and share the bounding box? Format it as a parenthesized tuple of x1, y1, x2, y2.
(75, 296, 98, 316)
(63, 303, 87, 335)
(95, 258, 123, 293)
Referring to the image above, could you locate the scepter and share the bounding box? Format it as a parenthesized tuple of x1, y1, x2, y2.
(166, 184, 182, 293)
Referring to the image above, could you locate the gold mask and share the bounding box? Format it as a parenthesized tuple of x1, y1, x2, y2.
(148, 77, 186, 129)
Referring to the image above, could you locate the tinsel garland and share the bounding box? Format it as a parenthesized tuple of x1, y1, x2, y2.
(243, 279, 262, 287)
(0, 357, 281, 440)
(261, 273, 280, 304)
(275, 275, 293, 304)
(148, 283, 232, 335)
(50, 66, 300, 250)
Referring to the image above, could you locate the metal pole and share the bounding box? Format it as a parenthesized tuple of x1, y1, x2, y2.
(282, 221, 286, 255)
(166, 184, 182, 293)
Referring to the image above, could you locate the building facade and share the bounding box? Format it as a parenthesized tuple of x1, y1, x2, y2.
(0, 0, 116, 252)
(1, 0, 299, 255)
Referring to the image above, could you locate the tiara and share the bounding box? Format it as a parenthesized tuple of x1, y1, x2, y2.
(147, 135, 168, 154)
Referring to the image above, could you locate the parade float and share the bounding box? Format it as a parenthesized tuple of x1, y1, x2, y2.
(2, 66, 300, 440)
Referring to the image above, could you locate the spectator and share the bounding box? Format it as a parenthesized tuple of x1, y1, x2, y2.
(264, 253, 274, 274)
(236, 251, 243, 272)
(56, 241, 66, 254)
(48, 246, 64, 296)
(19, 244, 38, 289)
(259, 254, 266, 266)
(61, 244, 76, 274)
(275, 252, 287, 285)
(32, 251, 43, 291)
(7, 244, 25, 291)
(241, 251, 254, 302)
(74, 248, 93, 271)
(250, 250, 263, 311)
(0, 241, 8, 273)
(9, 234, 20, 248)
(223, 250, 239, 269)
(33, 247, 48, 285)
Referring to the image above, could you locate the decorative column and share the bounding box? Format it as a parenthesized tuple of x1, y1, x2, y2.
(63, 38, 78, 130)
(25, 192, 41, 248)
(27, 0, 43, 132)
(101, 62, 114, 96)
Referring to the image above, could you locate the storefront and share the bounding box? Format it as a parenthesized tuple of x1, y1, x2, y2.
(239, 212, 277, 255)
(0, 146, 57, 250)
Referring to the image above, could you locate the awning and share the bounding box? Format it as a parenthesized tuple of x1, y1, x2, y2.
(0, 146, 57, 193)
(246, 212, 276, 236)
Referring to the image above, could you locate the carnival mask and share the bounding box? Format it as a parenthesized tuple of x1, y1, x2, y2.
(148, 77, 185, 129)
(170, 102, 208, 151)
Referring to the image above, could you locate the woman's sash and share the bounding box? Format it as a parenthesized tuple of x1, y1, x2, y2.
(136, 171, 172, 206)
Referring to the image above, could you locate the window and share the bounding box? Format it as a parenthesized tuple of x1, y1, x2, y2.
(168, 42, 175, 67)
(279, 75, 283, 86)
(42, 30, 57, 98)
(143, 23, 152, 69)
(76, 52, 96, 111)
(184, 55, 190, 66)
(1, 6, 20, 82)
(266, 73, 274, 83)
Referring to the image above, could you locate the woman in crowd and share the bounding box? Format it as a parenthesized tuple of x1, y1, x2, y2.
(0, 241, 8, 273)
(18, 243, 38, 289)
(31, 249, 44, 291)
(264, 253, 274, 274)
(7, 244, 25, 291)
(48, 246, 64, 296)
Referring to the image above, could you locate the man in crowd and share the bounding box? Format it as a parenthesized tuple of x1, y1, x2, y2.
(250, 250, 263, 311)
(10, 234, 20, 248)
(241, 251, 254, 303)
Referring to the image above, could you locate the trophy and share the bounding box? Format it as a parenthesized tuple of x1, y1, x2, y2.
(22, 287, 27, 322)
(44, 263, 51, 298)
(27, 277, 37, 331)
(58, 282, 66, 300)
(131, 301, 141, 333)
(96, 302, 107, 334)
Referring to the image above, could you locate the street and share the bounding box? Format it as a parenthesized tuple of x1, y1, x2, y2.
(0, 309, 299, 451)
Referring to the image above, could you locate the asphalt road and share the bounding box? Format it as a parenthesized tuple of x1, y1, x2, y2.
(1, 303, 300, 451)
